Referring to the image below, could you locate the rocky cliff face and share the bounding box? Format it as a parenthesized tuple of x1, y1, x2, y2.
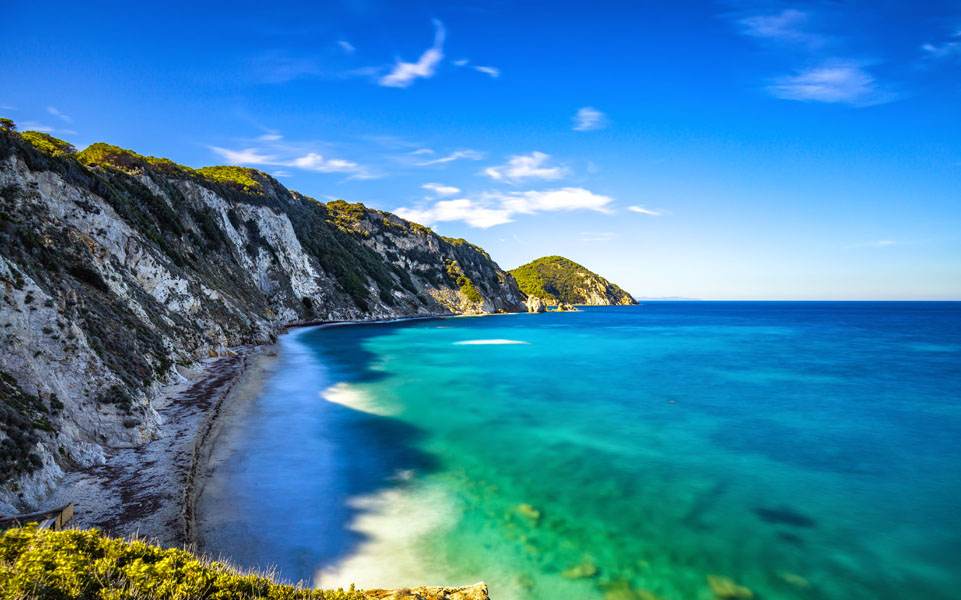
(0, 130, 524, 512)
(510, 255, 637, 307)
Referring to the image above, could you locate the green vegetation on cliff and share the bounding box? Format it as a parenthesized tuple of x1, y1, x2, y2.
(0, 525, 362, 599)
(510, 255, 637, 306)
(20, 131, 76, 157)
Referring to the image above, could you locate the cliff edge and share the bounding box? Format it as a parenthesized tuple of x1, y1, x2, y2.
(0, 128, 524, 512)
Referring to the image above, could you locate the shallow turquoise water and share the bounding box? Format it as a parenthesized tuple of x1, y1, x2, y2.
(199, 303, 961, 600)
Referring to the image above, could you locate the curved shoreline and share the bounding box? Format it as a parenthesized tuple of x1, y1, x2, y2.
(38, 314, 453, 549)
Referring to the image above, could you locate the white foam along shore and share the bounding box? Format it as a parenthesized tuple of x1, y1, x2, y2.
(454, 339, 531, 345)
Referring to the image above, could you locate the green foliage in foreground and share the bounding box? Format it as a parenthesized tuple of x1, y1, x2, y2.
(0, 525, 365, 600)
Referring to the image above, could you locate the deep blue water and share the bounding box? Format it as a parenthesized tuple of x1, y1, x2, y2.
(198, 302, 961, 600)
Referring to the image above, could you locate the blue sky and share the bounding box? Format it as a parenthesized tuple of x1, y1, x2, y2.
(4, 0, 960, 299)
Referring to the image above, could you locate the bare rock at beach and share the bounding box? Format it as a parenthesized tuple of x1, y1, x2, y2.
(526, 295, 546, 312)
(364, 582, 490, 600)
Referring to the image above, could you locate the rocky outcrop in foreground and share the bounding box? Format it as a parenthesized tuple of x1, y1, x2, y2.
(0, 128, 525, 512)
(364, 583, 489, 600)
(510, 255, 637, 307)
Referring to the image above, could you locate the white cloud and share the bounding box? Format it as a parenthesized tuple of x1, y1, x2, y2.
(394, 186, 615, 229)
(337, 40, 356, 54)
(290, 152, 361, 173)
(258, 133, 283, 141)
(573, 106, 608, 131)
(416, 149, 483, 166)
(395, 198, 514, 228)
(495, 187, 614, 214)
(47, 106, 72, 123)
(411, 148, 435, 155)
(209, 145, 368, 177)
(453, 59, 469, 66)
(627, 205, 662, 216)
(580, 232, 617, 242)
(209, 146, 277, 165)
(474, 65, 500, 78)
(767, 63, 892, 106)
(422, 182, 460, 196)
(484, 152, 568, 182)
(379, 19, 445, 88)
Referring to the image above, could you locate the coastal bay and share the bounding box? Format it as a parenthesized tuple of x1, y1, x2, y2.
(194, 302, 961, 600)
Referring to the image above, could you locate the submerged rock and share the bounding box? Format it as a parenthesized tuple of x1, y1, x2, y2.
(601, 580, 665, 600)
(561, 560, 598, 579)
(516, 503, 541, 521)
(707, 575, 754, 599)
(776, 571, 810, 589)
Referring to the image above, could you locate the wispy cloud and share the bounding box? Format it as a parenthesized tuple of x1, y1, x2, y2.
(395, 186, 615, 229)
(452, 59, 501, 78)
(209, 147, 276, 165)
(844, 239, 900, 249)
(21, 121, 77, 135)
(422, 182, 460, 196)
(337, 40, 356, 54)
(474, 65, 500, 78)
(47, 106, 72, 123)
(573, 107, 608, 131)
(251, 51, 323, 84)
(289, 153, 362, 173)
(379, 19, 445, 88)
(484, 152, 568, 182)
(921, 29, 961, 60)
(767, 63, 893, 106)
(737, 9, 824, 48)
(728, 6, 897, 108)
(580, 231, 617, 242)
(209, 139, 370, 178)
(627, 205, 662, 216)
(416, 149, 483, 166)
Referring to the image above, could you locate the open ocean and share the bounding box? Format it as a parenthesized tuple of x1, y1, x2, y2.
(197, 302, 961, 600)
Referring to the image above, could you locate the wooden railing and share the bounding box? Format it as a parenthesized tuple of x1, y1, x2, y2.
(0, 503, 74, 531)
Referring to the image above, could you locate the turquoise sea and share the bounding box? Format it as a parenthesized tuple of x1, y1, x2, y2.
(197, 302, 961, 600)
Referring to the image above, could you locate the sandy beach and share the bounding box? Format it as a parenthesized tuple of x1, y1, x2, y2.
(39, 343, 281, 549)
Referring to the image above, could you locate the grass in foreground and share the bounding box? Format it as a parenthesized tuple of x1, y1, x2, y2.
(0, 525, 364, 600)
